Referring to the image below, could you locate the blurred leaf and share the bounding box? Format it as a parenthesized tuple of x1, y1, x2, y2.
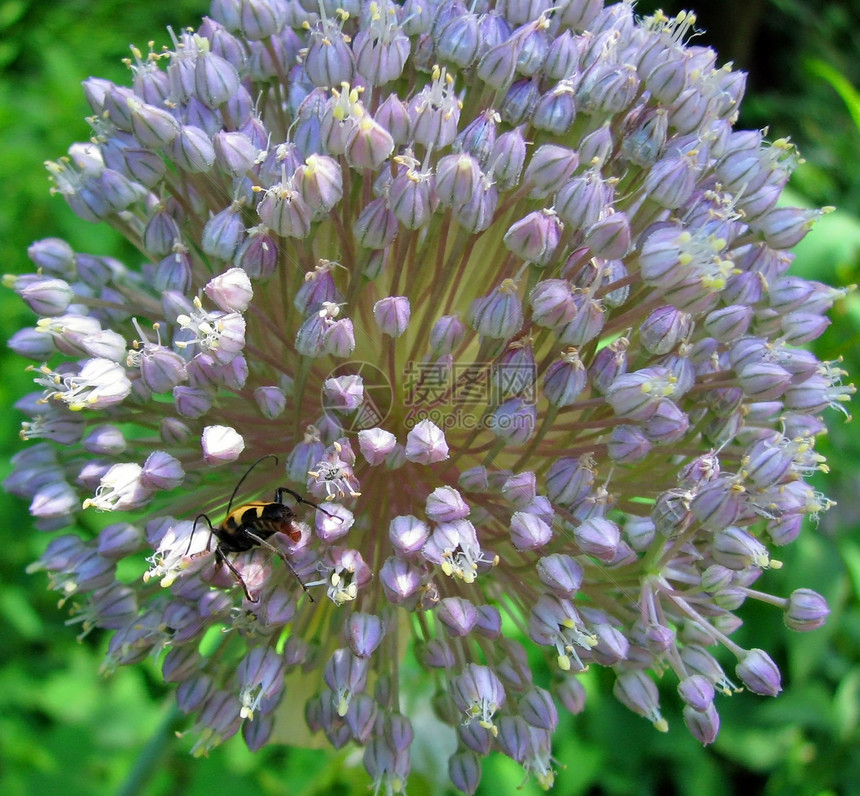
(0, 586, 43, 638)
(842, 540, 860, 600)
(833, 667, 860, 741)
(806, 58, 860, 133)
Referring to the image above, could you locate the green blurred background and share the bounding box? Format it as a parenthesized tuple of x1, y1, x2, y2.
(1, 1, 859, 794)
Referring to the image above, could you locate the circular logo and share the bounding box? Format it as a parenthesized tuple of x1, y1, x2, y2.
(321, 360, 394, 434)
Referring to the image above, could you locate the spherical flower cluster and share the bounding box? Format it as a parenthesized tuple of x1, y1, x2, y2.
(5, 0, 854, 791)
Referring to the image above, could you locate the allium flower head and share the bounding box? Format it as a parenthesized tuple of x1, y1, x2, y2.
(6, 1, 855, 791)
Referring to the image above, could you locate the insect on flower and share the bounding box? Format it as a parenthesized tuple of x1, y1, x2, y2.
(190, 454, 335, 602)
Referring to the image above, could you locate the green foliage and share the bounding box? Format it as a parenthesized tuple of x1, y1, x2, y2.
(1, 2, 859, 795)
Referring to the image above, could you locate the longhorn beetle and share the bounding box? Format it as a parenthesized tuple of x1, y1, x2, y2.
(189, 454, 335, 602)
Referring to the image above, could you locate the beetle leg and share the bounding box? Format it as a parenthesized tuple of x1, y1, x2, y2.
(215, 545, 256, 602)
(244, 530, 314, 602)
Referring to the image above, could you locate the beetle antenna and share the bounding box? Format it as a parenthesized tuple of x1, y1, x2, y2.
(186, 513, 215, 557)
(275, 487, 340, 520)
(226, 454, 279, 516)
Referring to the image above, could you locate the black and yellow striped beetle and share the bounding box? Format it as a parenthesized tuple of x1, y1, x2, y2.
(190, 454, 334, 602)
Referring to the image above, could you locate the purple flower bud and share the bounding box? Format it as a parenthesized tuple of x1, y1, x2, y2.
(379, 555, 423, 604)
(96, 522, 142, 560)
(645, 52, 687, 104)
(373, 295, 411, 337)
(172, 385, 211, 418)
(590, 621, 630, 665)
(434, 10, 480, 68)
(584, 212, 631, 260)
(468, 280, 523, 340)
(435, 152, 482, 208)
(735, 648, 782, 696)
(342, 112, 395, 171)
(9, 275, 73, 316)
(689, 477, 744, 532)
(426, 486, 470, 523)
(140, 451, 184, 490)
(201, 425, 245, 464)
(388, 161, 437, 229)
(678, 674, 716, 712)
(324, 374, 364, 414)
(606, 424, 652, 464)
(374, 93, 411, 145)
(421, 638, 456, 669)
(613, 669, 668, 731)
(438, 596, 479, 637)
(534, 80, 577, 134)
(404, 419, 449, 464)
(448, 750, 482, 795)
(738, 361, 792, 401)
(352, 426, 394, 465)
(127, 97, 180, 148)
(696, 559, 732, 592)
(353, 196, 399, 249)
(573, 517, 620, 561)
(621, 106, 669, 168)
(28, 237, 76, 276)
(555, 171, 611, 231)
(212, 131, 257, 176)
(510, 511, 552, 551)
(683, 702, 720, 745)
(498, 471, 534, 508)
(504, 209, 563, 266)
(257, 182, 313, 239)
(203, 267, 253, 313)
(294, 154, 343, 216)
(476, 33, 523, 90)
(642, 399, 690, 445)
(585, 335, 626, 394)
(640, 306, 692, 355)
(528, 280, 573, 331)
(237, 646, 285, 720)
(142, 208, 180, 259)
(489, 398, 536, 445)
(536, 554, 583, 596)
(780, 311, 831, 345)
(251, 385, 285, 419)
(523, 144, 580, 198)
(80, 424, 125, 456)
(195, 48, 240, 109)
(352, 10, 409, 84)
(555, 676, 587, 717)
(202, 202, 245, 260)
(756, 206, 829, 249)
(226, 226, 270, 276)
(473, 604, 501, 639)
(452, 663, 506, 734)
(347, 612, 386, 658)
(305, 23, 354, 88)
(29, 479, 78, 520)
(388, 514, 429, 556)
(784, 588, 830, 631)
(703, 304, 754, 342)
(545, 455, 595, 508)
